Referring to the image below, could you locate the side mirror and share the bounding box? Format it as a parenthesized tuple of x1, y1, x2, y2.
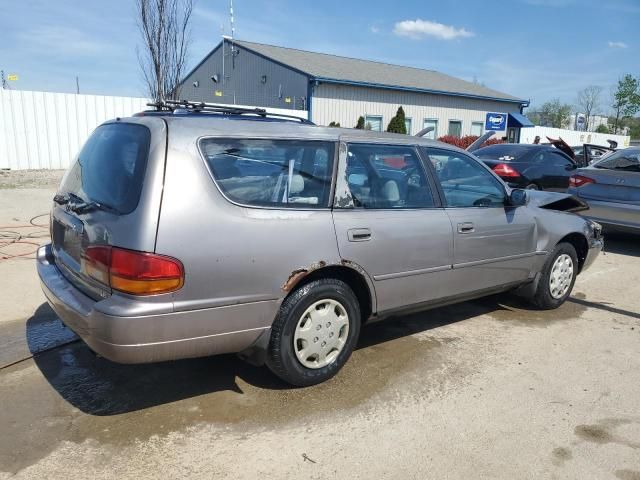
(509, 189, 527, 207)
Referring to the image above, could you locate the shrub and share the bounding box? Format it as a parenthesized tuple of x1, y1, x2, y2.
(437, 135, 504, 149)
(595, 124, 609, 134)
(328, 121, 341, 127)
(387, 106, 407, 134)
(355, 116, 365, 129)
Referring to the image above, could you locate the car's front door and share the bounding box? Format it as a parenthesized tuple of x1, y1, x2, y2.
(423, 147, 538, 295)
(332, 142, 454, 313)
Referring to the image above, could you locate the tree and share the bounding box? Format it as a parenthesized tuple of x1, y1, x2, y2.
(575, 85, 603, 131)
(355, 116, 365, 129)
(611, 74, 640, 134)
(595, 124, 609, 134)
(528, 99, 572, 128)
(386, 106, 407, 134)
(136, 0, 193, 102)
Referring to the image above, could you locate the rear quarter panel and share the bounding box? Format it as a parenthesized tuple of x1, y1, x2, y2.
(155, 124, 343, 319)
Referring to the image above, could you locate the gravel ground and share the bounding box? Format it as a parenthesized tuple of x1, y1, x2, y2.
(0, 169, 65, 189)
(0, 187, 639, 480)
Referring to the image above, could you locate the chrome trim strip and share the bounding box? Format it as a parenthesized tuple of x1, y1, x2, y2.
(374, 264, 451, 281)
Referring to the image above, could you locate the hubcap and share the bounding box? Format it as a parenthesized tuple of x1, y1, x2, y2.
(549, 253, 574, 299)
(293, 299, 349, 369)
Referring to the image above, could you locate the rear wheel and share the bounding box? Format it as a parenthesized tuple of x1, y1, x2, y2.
(530, 242, 578, 309)
(266, 278, 361, 386)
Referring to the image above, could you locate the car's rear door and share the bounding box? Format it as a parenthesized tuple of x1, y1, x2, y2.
(331, 141, 454, 313)
(422, 147, 538, 295)
(537, 150, 577, 191)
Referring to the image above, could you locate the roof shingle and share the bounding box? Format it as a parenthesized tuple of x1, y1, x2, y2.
(234, 39, 525, 104)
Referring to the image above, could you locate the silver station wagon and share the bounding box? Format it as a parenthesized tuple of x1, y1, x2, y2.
(38, 101, 603, 386)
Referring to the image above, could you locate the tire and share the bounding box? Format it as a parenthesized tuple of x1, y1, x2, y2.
(266, 278, 361, 387)
(525, 183, 540, 190)
(530, 242, 578, 310)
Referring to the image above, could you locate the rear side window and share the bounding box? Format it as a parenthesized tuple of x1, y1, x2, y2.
(345, 144, 435, 209)
(59, 123, 151, 214)
(200, 139, 335, 208)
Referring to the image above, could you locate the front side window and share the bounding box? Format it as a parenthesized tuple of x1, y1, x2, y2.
(364, 115, 383, 132)
(200, 138, 335, 208)
(424, 148, 506, 208)
(448, 120, 462, 137)
(345, 144, 435, 209)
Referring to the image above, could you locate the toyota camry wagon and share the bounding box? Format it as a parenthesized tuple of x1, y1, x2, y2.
(38, 101, 603, 386)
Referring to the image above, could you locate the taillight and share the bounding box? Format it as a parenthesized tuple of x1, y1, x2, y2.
(569, 175, 595, 188)
(83, 246, 184, 295)
(492, 163, 520, 177)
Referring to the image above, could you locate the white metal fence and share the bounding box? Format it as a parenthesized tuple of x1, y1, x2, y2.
(519, 126, 631, 149)
(0, 90, 150, 170)
(0, 90, 309, 170)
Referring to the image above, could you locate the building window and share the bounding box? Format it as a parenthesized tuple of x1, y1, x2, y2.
(364, 115, 383, 132)
(422, 119, 438, 139)
(404, 118, 412, 135)
(471, 121, 483, 136)
(448, 120, 462, 138)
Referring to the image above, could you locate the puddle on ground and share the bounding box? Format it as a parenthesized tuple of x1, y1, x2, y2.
(574, 418, 640, 450)
(480, 292, 588, 327)
(0, 312, 454, 473)
(1, 291, 590, 474)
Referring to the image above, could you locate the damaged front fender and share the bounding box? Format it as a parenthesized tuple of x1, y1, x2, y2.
(525, 190, 589, 213)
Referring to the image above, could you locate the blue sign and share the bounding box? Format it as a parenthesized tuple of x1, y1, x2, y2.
(485, 112, 507, 131)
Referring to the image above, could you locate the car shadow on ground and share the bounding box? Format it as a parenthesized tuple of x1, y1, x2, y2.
(602, 230, 639, 257)
(29, 298, 511, 416)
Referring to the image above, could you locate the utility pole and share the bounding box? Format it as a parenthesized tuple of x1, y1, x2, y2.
(76, 76, 80, 94)
(1, 70, 6, 89)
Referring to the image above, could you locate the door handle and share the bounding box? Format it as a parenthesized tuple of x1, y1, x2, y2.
(457, 222, 475, 234)
(347, 228, 372, 242)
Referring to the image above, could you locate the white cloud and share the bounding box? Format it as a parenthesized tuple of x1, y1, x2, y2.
(393, 19, 474, 41)
(608, 41, 628, 49)
(369, 25, 380, 34)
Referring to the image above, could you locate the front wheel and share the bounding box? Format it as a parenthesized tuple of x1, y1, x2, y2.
(266, 278, 361, 386)
(530, 242, 578, 309)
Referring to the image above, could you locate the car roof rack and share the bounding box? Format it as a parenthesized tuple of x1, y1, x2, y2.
(145, 100, 315, 124)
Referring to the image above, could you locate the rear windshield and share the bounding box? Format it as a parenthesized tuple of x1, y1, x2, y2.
(594, 148, 640, 172)
(59, 123, 151, 214)
(474, 145, 533, 161)
(200, 138, 335, 208)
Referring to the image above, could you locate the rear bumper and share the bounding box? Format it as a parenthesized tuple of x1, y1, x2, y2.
(37, 243, 275, 364)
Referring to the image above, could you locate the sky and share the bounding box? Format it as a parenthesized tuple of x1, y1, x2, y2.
(0, 0, 638, 111)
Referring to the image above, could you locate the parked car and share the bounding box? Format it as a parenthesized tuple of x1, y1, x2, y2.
(567, 147, 640, 232)
(572, 144, 615, 166)
(37, 101, 603, 387)
(474, 144, 578, 191)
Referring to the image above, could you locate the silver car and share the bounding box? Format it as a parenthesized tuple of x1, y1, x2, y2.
(38, 103, 603, 386)
(568, 147, 640, 232)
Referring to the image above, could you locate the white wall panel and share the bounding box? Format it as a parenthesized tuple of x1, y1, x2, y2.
(0, 90, 308, 170)
(0, 90, 150, 170)
(519, 126, 630, 148)
(311, 83, 522, 137)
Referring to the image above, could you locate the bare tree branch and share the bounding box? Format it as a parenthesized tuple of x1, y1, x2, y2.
(575, 85, 603, 131)
(136, 0, 193, 102)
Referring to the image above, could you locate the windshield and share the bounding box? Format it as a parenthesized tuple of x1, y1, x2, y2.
(58, 123, 151, 214)
(593, 148, 640, 172)
(474, 145, 533, 161)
